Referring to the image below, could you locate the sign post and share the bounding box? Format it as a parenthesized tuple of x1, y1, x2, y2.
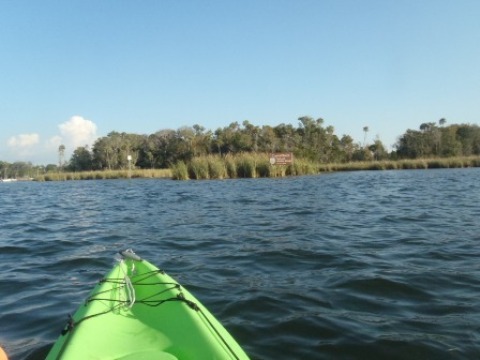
(127, 155, 132, 178)
(269, 152, 294, 166)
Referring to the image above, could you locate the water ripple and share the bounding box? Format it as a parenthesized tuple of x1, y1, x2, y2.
(1, 169, 480, 359)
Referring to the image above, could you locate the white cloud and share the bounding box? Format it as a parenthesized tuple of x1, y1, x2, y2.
(5, 133, 41, 162)
(3, 116, 99, 164)
(7, 133, 40, 148)
(58, 115, 98, 150)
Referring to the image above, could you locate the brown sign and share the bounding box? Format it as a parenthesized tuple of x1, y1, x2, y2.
(269, 152, 294, 165)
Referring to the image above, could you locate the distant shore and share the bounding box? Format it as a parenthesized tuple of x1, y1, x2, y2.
(29, 155, 480, 181)
(33, 168, 172, 181)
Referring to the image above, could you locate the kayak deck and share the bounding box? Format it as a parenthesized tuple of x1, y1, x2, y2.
(46, 252, 249, 359)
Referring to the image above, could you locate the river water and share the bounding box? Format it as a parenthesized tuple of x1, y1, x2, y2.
(1, 169, 479, 359)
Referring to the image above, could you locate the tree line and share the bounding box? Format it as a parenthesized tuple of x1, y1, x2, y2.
(1, 117, 479, 177)
(395, 119, 480, 158)
(65, 117, 389, 172)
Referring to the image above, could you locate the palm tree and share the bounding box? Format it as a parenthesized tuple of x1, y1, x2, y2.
(363, 126, 369, 147)
(58, 144, 65, 169)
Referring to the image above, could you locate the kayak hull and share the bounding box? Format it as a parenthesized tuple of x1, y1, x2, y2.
(46, 254, 249, 360)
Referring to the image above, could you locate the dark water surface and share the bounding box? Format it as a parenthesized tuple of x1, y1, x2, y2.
(1, 169, 479, 359)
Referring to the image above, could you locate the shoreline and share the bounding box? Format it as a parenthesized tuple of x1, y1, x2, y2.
(29, 156, 480, 181)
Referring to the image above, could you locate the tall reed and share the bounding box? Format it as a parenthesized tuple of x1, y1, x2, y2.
(235, 153, 256, 178)
(177, 153, 321, 180)
(171, 161, 189, 180)
(188, 157, 210, 180)
(35, 169, 171, 181)
(207, 155, 227, 179)
(318, 156, 480, 172)
(33, 155, 480, 182)
(224, 155, 237, 179)
(288, 159, 318, 176)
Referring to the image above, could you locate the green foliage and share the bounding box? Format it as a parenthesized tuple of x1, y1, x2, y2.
(5, 117, 480, 180)
(288, 159, 318, 175)
(171, 161, 189, 180)
(395, 122, 480, 159)
(26, 154, 480, 182)
(68, 146, 93, 171)
(255, 157, 272, 178)
(150, 154, 480, 180)
(0, 161, 36, 179)
(207, 155, 226, 179)
(188, 157, 210, 180)
(235, 153, 256, 178)
(66, 116, 385, 171)
(224, 155, 237, 179)
(175, 153, 321, 180)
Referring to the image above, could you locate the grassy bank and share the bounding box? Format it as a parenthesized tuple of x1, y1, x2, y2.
(171, 153, 320, 180)
(173, 154, 480, 180)
(32, 155, 480, 181)
(319, 156, 480, 172)
(33, 168, 171, 181)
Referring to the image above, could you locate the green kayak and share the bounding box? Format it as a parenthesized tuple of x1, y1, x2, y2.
(46, 250, 249, 360)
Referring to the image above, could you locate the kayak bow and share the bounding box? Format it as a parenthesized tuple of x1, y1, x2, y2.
(46, 250, 249, 359)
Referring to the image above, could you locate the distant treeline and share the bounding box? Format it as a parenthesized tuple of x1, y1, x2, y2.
(1, 117, 480, 178)
(396, 120, 480, 158)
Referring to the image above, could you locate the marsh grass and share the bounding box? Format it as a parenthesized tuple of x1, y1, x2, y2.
(171, 161, 189, 180)
(289, 159, 318, 176)
(33, 155, 480, 181)
(176, 154, 480, 180)
(188, 157, 210, 180)
(317, 156, 480, 173)
(225, 155, 237, 179)
(174, 153, 320, 180)
(235, 153, 256, 178)
(255, 157, 272, 178)
(34, 168, 171, 181)
(207, 155, 227, 179)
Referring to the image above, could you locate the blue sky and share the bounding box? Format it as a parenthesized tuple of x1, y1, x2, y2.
(1, 0, 479, 165)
